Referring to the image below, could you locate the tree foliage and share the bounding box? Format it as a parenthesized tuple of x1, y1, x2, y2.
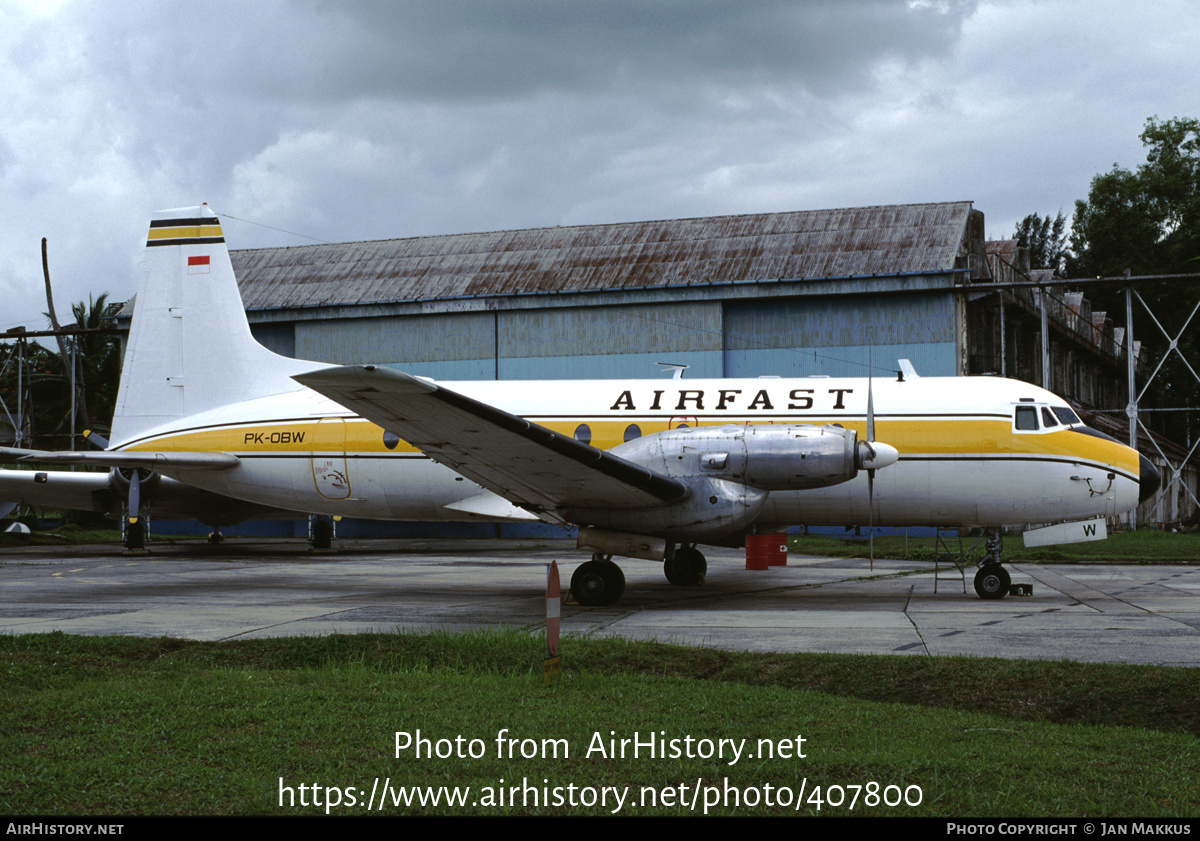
(1069, 116, 1200, 278)
(65, 293, 122, 434)
(1014, 210, 1068, 274)
(1068, 117, 1200, 440)
(0, 294, 121, 450)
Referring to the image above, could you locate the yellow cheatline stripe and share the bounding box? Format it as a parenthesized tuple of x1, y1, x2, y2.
(146, 224, 224, 241)
(121, 416, 1141, 474)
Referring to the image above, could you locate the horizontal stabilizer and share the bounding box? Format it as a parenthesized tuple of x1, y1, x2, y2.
(1022, 518, 1107, 548)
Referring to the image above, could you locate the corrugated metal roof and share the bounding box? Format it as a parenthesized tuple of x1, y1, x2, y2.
(984, 239, 1020, 264)
(230, 201, 976, 310)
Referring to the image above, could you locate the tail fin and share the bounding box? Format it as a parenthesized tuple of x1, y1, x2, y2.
(110, 205, 315, 446)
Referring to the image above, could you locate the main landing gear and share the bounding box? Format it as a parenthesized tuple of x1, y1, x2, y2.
(973, 529, 1011, 600)
(570, 554, 626, 606)
(309, 514, 336, 552)
(570, 544, 709, 607)
(664, 544, 706, 586)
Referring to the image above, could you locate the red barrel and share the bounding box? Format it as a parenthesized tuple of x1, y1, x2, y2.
(746, 533, 788, 570)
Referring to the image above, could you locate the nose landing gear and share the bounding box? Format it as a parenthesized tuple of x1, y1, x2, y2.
(973, 529, 1011, 600)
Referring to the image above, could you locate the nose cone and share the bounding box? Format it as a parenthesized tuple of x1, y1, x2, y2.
(1139, 453, 1161, 505)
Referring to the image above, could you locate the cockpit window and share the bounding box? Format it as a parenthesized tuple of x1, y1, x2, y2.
(1015, 406, 1039, 431)
(1053, 406, 1081, 426)
(1041, 407, 1059, 428)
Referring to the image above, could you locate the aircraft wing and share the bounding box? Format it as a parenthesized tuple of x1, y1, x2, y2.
(294, 365, 688, 519)
(2, 448, 239, 470)
(0, 467, 298, 526)
(0, 469, 115, 512)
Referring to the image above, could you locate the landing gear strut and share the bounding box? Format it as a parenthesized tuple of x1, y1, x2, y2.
(571, 554, 626, 606)
(664, 545, 706, 586)
(973, 529, 1010, 600)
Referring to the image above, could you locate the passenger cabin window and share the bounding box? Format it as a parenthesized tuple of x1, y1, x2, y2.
(1015, 406, 1039, 431)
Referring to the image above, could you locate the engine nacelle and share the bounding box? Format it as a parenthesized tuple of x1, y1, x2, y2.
(566, 475, 769, 541)
(107, 468, 161, 504)
(611, 424, 864, 491)
(562, 424, 888, 541)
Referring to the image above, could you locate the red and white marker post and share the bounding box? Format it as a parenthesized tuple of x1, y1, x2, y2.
(544, 561, 561, 686)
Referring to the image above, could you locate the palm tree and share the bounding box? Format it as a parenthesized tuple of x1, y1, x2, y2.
(67, 293, 122, 437)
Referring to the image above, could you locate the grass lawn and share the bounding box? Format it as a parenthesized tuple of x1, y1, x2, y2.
(3, 630, 1198, 817)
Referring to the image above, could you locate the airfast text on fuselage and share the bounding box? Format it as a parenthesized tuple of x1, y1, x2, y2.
(609, 388, 855, 413)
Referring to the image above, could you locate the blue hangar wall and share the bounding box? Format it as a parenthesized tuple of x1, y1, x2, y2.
(250, 284, 962, 384)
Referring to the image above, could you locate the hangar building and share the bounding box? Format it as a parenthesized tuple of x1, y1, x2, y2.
(232, 202, 985, 383)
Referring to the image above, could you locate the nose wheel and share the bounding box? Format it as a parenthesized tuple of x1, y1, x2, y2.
(973, 529, 1011, 599)
(973, 564, 1011, 599)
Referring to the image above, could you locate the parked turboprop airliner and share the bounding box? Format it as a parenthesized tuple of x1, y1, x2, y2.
(1, 206, 1159, 605)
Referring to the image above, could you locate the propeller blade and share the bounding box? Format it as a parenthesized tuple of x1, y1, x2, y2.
(867, 347, 875, 568)
(868, 467, 874, 569)
(128, 470, 140, 524)
(867, 362, 875, 444)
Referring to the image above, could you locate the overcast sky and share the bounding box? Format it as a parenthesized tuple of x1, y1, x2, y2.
(1, 0, 1197, 332)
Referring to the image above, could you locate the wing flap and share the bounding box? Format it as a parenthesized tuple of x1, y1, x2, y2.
(294, 365, 687, 515)
(442, 492, 542, 521)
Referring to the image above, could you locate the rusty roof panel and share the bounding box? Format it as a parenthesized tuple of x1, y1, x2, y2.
(230, 202, 975, 310)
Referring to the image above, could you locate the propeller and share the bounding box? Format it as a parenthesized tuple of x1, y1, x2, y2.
(128, 469, 140, 526)
(124, 468, 146, 550)
(854, 350, 900, 568)
(87, 431, 148, 549)
(867, 364, 875, 568)
(110, 467, 152, 551)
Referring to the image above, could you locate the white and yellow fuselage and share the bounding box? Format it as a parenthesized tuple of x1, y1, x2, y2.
(115, 372, 1142, 531)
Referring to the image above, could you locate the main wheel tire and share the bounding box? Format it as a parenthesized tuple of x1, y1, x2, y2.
(974, 564, 1011, 600)
(664, 547, 707, 586)
(572, 559, 626, 606)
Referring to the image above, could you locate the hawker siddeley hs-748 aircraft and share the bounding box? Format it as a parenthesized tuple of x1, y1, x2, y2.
(1, 205, 1160, 606)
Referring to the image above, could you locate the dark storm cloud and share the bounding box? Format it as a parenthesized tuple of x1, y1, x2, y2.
(65, 0, 976, 108)
(2, 0, 1198, 331)
(310, 0, 979, 101)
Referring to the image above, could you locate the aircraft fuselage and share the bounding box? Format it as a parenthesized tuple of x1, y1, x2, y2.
(115, 372, 1142, 532)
